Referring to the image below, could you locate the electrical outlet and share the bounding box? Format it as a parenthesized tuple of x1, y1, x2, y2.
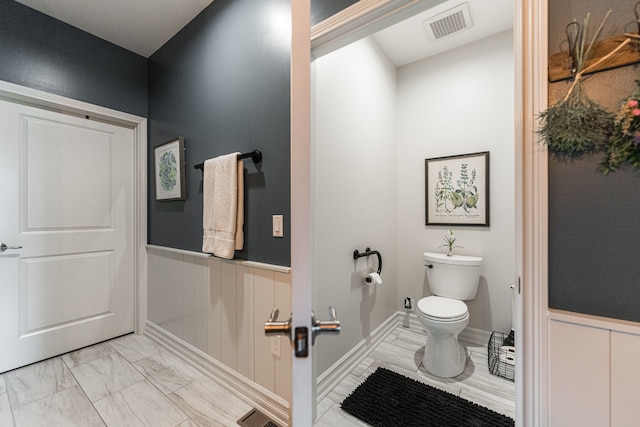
(271, 336, 280, 357)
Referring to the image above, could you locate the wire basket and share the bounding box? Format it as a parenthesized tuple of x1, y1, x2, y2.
(488, 331, 515, 382)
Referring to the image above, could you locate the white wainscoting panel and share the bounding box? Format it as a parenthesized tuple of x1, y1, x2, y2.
(254, 268, 277, 392)
(236, 264, 255, 380)
(611, 330, 640, 426)
(252, 269, 293, 402)
(147, 246, 292, 403)
(274, 271, 292, 403)
(548, 311, 640, 427)
(548, 319, 609, 427)
(219, 260, 238, 370)
(186, 254, 209, 352)
(208, 256, 222, 360)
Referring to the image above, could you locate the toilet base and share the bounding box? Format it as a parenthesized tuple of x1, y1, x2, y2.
(422, 334, 467, 378)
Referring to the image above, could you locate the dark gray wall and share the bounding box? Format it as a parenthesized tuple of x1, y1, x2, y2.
(548, 153, 640, 321)
(0, 0, 148, 117)
(1, 0, 357, 267)
(311, 0, 358, 26)
(548, 0, 640, 321)
(148, 0, 291, 265)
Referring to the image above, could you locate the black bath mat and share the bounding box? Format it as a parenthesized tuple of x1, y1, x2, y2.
(341, 367, 514, 427)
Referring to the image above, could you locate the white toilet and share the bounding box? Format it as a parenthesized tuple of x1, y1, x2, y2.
(416, 252, 482, 378)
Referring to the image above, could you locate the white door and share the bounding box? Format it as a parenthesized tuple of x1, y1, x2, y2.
(290, 0, 315, 425)
(0, 98, 135, 373)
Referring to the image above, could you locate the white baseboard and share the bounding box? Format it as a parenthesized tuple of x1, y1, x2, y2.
(144, 321, 290, 427)
(316, 311, 493, 402)
(316, 311, 400, 401)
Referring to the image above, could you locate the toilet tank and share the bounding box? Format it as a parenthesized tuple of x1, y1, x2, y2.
(424, 252, 483, 300)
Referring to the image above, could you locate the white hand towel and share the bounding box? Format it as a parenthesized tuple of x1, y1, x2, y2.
(202, 152, 244, 259)
(235, 161, 244, 250)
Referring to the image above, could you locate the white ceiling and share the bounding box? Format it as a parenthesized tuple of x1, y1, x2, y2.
(15, 0, 513, 64)
(374, 0, 513, 67)
(15, 0, 215, 57)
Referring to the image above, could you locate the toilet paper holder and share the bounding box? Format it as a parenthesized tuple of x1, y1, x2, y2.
(353, 247, 382, 275)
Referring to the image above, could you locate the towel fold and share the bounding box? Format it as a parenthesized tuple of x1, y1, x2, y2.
(202, 152, 244, 259)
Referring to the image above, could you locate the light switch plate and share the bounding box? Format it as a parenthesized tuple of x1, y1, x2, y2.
(273, 215, 284, 237)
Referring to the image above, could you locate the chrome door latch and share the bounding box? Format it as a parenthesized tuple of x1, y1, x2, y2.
(264, 308, 291, 338)
(0, 243, 22, 253)
(264, 306, 340, 358)
(311, 306, 340, 345)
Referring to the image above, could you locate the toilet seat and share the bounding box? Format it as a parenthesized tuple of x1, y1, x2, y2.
(417, 296, 468, 322)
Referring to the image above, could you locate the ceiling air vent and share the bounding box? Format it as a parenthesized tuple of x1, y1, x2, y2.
(423, 3, 472, 41)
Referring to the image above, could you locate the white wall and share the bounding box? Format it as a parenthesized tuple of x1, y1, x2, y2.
(312, 29, 516, 373)
(397, 30, 515, 333)
(312, 37, 399, 374)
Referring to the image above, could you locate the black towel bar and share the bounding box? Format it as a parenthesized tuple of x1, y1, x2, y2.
(194, 150, 262, 170)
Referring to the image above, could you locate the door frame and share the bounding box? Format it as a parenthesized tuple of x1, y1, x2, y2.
(291, 0, 550, 425)
(515, 0, 549, 425)
(0, 79, 148, 336)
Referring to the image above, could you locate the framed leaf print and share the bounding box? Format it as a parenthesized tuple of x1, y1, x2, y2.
(154, 137, 185, 201)
(426, 151, 489, 226)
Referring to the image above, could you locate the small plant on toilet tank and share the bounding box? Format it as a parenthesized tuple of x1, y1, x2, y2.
(440, 229, 462, 257)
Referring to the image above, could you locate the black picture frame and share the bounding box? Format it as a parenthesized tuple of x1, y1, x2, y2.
(425, 151, 490, 226)
(154, 137, 186, 201)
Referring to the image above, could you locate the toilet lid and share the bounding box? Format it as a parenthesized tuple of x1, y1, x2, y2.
(418, 296, 468, 321)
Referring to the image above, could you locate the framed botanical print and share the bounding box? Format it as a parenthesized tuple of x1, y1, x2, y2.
(154, 137, 185, 201)
(425, 151, 489, 226)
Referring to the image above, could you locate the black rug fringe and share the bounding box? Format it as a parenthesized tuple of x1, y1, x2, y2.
(341, 367, 514, 427)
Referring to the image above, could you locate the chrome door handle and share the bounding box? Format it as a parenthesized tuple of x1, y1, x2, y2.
(311, 306, 341, 344)
(264, 308, 291, 338)
(0, 243, 22, 253)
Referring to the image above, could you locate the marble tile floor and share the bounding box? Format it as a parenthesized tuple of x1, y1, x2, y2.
(0, 321, 515, 427)
(313, 319, 516, 426)
(0, 333, 253, 427)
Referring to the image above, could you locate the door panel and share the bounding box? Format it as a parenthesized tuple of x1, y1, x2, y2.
(25, 117, 112, 229)
(0, 99, 135, 373)
(22, 251, 113, 332)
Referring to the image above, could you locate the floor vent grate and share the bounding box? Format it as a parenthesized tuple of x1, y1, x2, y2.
(237, 408, 282, 427)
